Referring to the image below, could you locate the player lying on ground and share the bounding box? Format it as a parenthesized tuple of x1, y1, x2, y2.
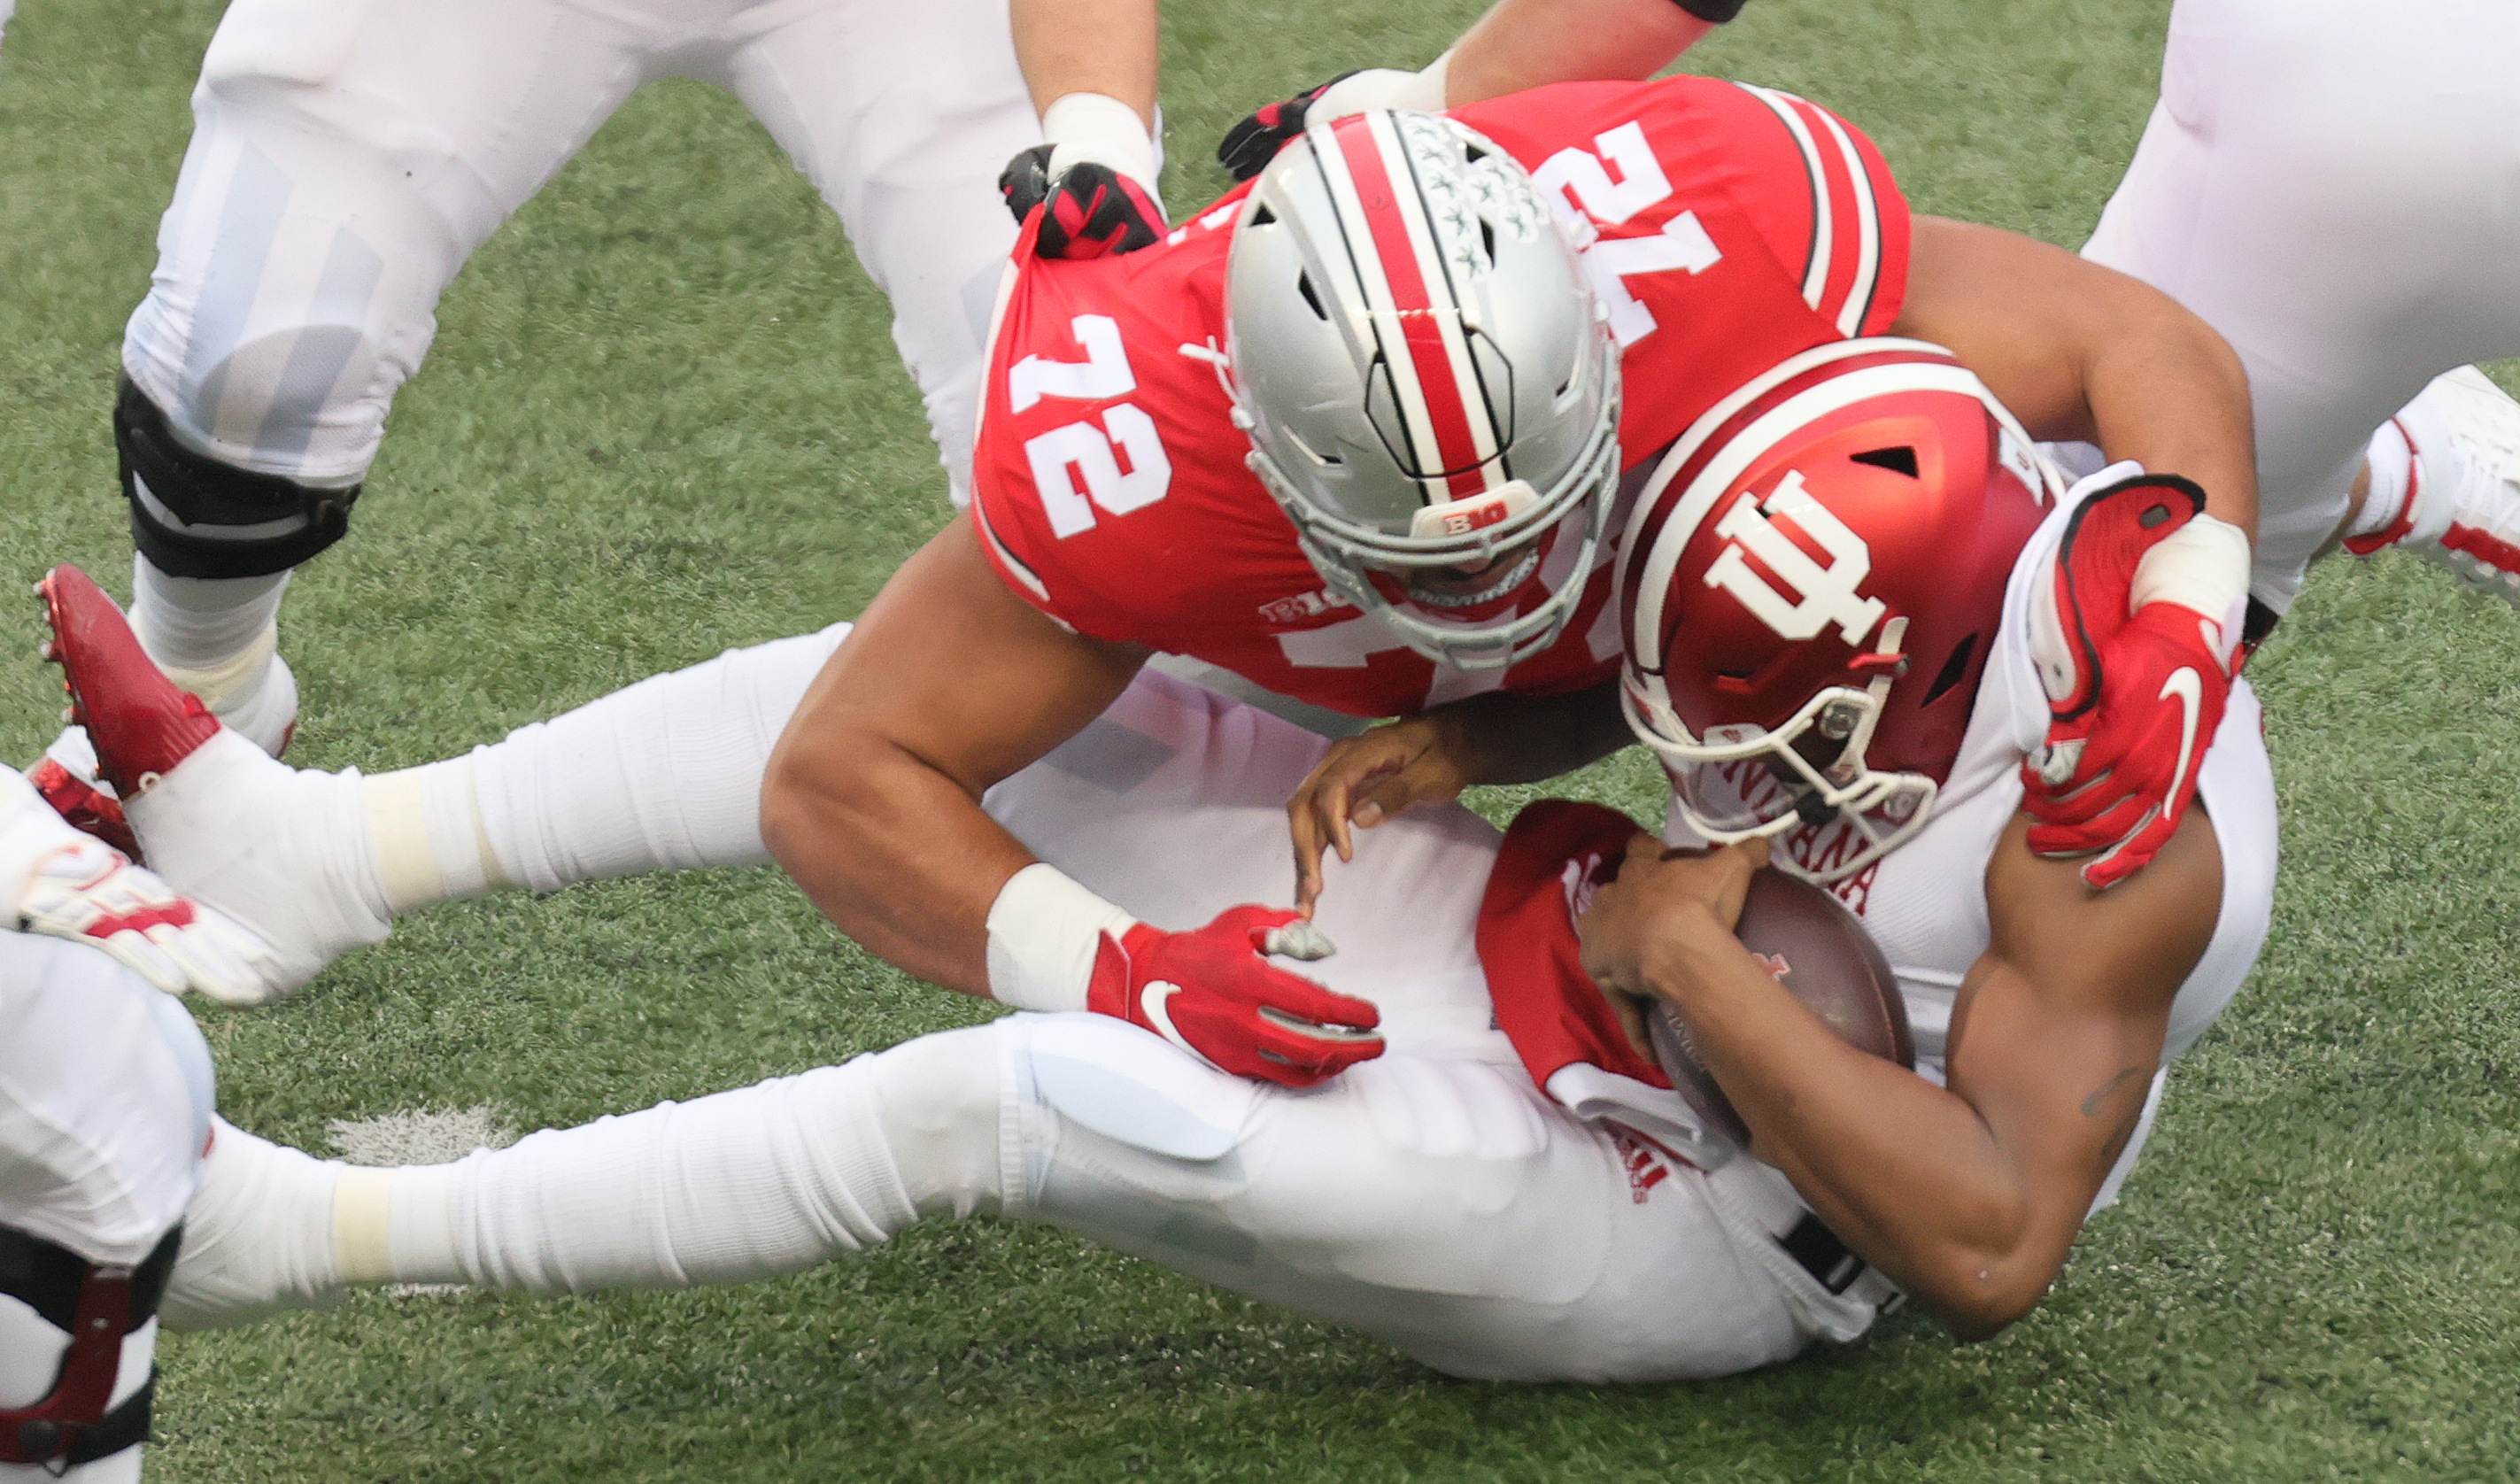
(0, 769, 282, 1481)
(45, 345, 2273, 1376)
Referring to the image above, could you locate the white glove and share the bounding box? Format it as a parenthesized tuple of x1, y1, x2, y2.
(4, 770, 282, 1004)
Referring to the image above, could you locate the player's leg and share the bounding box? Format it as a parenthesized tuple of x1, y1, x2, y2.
(54, 571, 1488, 1022)
(2080, 0, 2520, 616)
(94, 0, 662, 764)
(165, 1013, 1853, 1381)
(715, 0, 1041, 504)
(0, 935, 213, 1480)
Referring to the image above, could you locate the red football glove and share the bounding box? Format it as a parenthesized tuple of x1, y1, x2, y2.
(1086, 905, 1382, 1086)
(999, 145, 1166, 260)
(2022, 473, 2235, 889)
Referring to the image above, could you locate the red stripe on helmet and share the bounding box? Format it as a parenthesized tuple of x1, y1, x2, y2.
(1328, 115, 1499, 499)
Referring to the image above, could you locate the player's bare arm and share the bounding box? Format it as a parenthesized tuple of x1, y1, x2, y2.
(1893, 215, 2258, 540)
(1285, 681, 1627, 914)
(1011, 0, 1157, 127)
(1578, 810, 2222, 1341)
(761, 517, 1148, 993)
(762, 519, 1383, 1084)
(1444, 0, 1721, 104)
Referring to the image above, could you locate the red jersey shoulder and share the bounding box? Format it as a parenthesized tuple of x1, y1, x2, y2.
(1453, 78, 1912, 459)
(970, 195, 1310, 647)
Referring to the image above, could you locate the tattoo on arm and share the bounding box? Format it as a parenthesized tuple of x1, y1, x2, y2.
(2079, 1066, 2145, 1118)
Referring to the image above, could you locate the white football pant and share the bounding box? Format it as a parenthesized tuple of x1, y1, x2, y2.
(0, 935, 213, 1482)
(2083, 0, 2520, 611)
(122, 0, 1037, 506)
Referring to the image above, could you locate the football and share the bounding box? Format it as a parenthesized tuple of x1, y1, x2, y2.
(1646, 868, 1914, 1150)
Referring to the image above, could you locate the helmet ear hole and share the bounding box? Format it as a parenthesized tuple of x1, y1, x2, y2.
(1851, 445, 1920, 477)
(1921, 632, 1979, 707)
(1296, 273, 1328, 321)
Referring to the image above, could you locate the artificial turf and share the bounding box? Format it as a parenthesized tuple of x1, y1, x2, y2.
(4, 0, 2517, 1478)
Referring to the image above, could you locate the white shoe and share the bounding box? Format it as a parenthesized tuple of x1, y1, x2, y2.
(122, 729, 393, 993)
(162, 1117, 344, 1330)
(2370, 366, 2520, 599)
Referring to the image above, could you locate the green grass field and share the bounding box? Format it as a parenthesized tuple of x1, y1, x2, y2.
(6, 0, 2520, 1479)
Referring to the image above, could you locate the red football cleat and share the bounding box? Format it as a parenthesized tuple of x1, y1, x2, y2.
(24, 754, 140, 859)
(36, 565, 220, 800)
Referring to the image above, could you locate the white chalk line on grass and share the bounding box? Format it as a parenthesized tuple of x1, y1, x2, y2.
(327, 1107, 515, 1296)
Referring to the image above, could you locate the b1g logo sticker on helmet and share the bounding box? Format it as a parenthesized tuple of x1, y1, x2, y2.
(1701, 470, 1887, 645)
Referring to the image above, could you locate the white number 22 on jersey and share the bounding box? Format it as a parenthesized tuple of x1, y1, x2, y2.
(1531, 122, 1723, 349)
(1014, 314, 1173, 537)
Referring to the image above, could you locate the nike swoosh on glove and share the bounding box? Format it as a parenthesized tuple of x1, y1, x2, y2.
(1086, 904, 1382, 1086)
(2022, 472, 2234, 889)
(18, 834, 282, 1004)
(1000, 145, 1166, 260)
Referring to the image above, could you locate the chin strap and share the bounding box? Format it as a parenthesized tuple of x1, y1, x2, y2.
(0, 1224, 179, 1468)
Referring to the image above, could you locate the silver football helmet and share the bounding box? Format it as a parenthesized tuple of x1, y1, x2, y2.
(1225, 109, 1620, 669)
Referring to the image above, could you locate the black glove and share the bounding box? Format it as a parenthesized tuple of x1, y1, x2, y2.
(999, 145, 1168, 259)
(1214, 73, 1360, 182)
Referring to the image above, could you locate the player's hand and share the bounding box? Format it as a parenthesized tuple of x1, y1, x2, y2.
(1087, 904, 1381, 1086)
(2023, 602, 2230, 889)
(2021, 471, 2240, 890)
(1215, 67, 1443, 181)
(1575, 833, 1766, 999)
(16, 834, 282, 1005)
(1284, 715, 1472, 916)
(1000, 144, 1167, 260)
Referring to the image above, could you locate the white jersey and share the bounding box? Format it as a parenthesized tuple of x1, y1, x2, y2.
(1661, 483, 2279, 1206)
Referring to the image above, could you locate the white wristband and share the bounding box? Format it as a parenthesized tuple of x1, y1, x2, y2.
(2131, 513, 2250, 621)
(984, 862, 1140, 1012)
(1310, 53, 1454, 121)
(1041, 91, 1162, 198)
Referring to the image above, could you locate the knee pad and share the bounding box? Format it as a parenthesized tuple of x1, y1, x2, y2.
(0, 1223, 179, 1469)
(116, 376, 359, 579)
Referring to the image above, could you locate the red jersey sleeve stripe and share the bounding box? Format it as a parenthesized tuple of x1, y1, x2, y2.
(970, 495, 1051, 606)
(1734, 84, 1833, 317)
(1801, 100, 1888, 337)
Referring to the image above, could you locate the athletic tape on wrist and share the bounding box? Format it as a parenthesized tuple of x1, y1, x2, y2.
(1312, 56, 1453, 120)
(2130, 514, 2250, 622)
(1041, 91, 1162, 197)
(985, 862, 1139, 1013)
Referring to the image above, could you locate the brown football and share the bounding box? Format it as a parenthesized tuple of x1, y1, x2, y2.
(1646, 867, 1913, 1149)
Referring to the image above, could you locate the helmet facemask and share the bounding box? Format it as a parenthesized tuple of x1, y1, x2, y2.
(1622, 616, 1938, 882)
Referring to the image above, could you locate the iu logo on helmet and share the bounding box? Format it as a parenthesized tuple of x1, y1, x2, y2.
(1700, 470, 1887, 645)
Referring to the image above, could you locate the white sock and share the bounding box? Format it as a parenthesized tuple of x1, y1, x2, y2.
(362, 755, 511, 913)
(123, 730, 393, 990)
(161, 1118, 344, 1330)
(369, 1023, 1006, 1292)
(129, 558, 288, 676)
(471, 625, 848, 894)
(2349, 421, 2416, 542)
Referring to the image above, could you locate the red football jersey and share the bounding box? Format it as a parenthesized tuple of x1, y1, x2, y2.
(970, 76, 1909, 717)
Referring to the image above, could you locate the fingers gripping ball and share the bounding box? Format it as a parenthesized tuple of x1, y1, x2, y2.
(2021, 470, 2244, 888)
(1645, 868, 1913, 1151)
(1087, 906, 1381, 1086)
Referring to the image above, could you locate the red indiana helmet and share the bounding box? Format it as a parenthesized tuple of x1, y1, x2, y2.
(1616, 338, 2062, 880)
